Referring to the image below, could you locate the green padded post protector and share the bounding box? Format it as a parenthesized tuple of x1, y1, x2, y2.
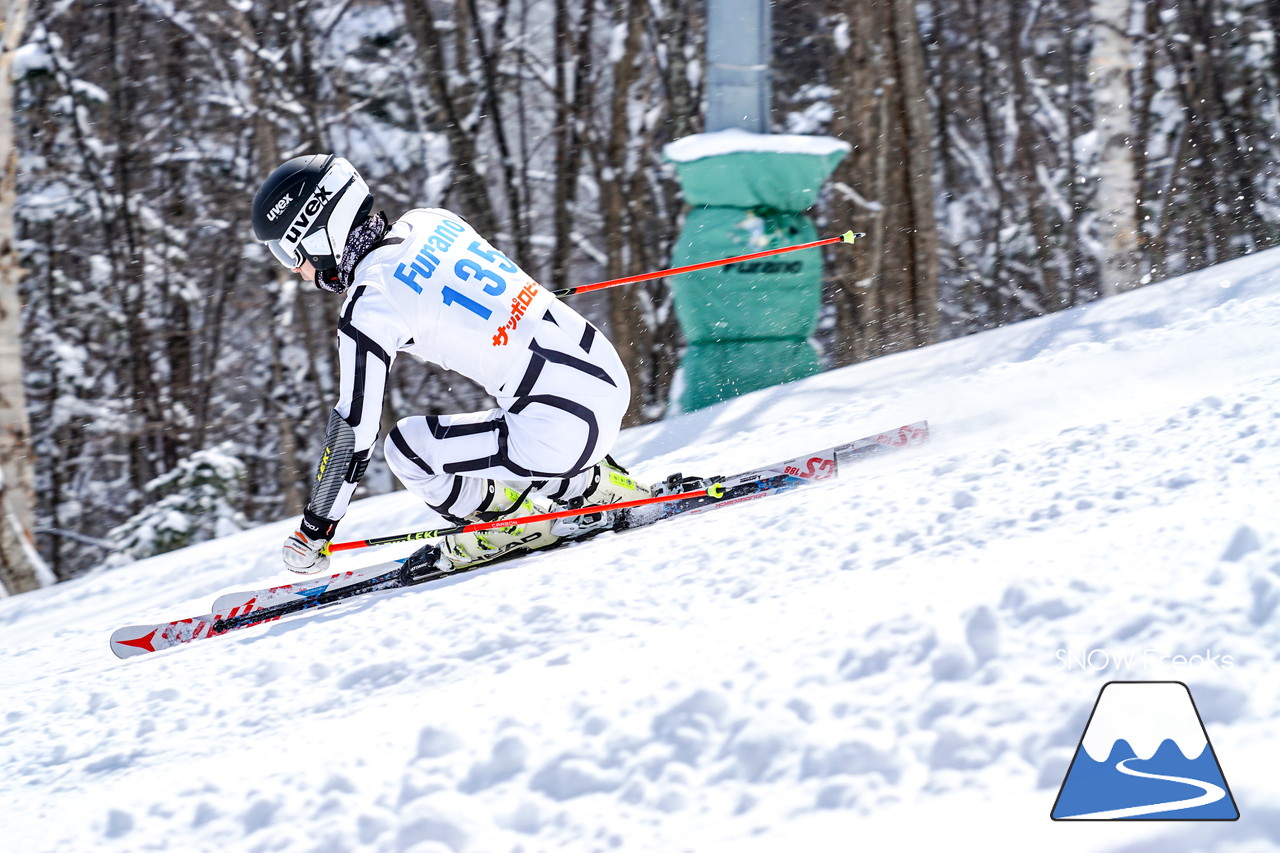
(665, 130, 849, 411)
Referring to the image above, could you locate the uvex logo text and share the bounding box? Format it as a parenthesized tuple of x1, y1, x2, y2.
(266, 194, 293, 222)
(284, 186, 334, 243)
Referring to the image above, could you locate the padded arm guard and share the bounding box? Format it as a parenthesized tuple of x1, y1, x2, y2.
(307, 410, 372, 521)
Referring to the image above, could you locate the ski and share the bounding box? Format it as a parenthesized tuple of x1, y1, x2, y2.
(210, 560, 411, 617)
(206, 418, 929, 616)
(618, 420, 929, 527)
(110, 421, 927, 658)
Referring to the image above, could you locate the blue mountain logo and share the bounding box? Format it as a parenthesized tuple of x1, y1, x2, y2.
(1051, 681, 1239, 820)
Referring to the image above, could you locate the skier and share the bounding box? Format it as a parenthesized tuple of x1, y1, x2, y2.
(251, 154, 649, 574)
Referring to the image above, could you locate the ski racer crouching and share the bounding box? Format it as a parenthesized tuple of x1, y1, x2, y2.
(251, 154, 649, 575)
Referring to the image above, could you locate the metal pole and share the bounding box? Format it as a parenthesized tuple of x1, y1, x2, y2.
(705, 0, 771, 133)
(552, 232, 863, 298)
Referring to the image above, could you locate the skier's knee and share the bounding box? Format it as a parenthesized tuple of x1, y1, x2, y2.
(383, 421, 426, 482)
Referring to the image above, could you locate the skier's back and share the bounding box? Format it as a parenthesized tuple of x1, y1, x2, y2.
(251, 155, 649, 574)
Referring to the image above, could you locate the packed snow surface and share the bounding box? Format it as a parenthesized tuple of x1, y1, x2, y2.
(4, 249, 1280, 852)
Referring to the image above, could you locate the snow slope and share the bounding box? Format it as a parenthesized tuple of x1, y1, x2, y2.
(3, 249, 1280, 852)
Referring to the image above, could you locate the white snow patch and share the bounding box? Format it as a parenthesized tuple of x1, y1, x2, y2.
(3, 247, 1280, 850)
(664, 128, 851, 162)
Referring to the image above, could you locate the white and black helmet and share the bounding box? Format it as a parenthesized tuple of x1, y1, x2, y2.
(252, 154, 373, 290)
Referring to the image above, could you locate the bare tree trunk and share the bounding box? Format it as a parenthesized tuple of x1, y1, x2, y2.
(238, 5, 305, 517)
(0, 0, 47, 593)
(602, 0, 692, 425)
(602, 0, 646, 425)
(464, 0, 528, 260)
(549, 0, 594, 289)
(401, 0, 498, 237)
(828, 0, 939, 365)
(1091, 0, 1141, 295)
(1270, 0, 1280, 89)
(892, 0, 940, 340)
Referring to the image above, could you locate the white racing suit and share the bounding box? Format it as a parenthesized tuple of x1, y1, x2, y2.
(308, 208, 630, 529)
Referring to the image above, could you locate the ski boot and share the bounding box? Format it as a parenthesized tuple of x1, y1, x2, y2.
(403, 481, 562, 575)
(400, 460, 656, 577)
(548, 456, 653, 539)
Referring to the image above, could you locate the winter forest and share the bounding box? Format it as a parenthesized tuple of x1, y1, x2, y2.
(1, 0, 1279, 587)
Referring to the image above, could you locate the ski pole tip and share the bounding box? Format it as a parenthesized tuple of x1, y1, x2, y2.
(840, 230, 866, 244)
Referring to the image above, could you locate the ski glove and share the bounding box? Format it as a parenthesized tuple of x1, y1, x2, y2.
(282, 508, 338, 574)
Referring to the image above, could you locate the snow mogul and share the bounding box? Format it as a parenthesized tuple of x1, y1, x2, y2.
(252, 155, 648, 575)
